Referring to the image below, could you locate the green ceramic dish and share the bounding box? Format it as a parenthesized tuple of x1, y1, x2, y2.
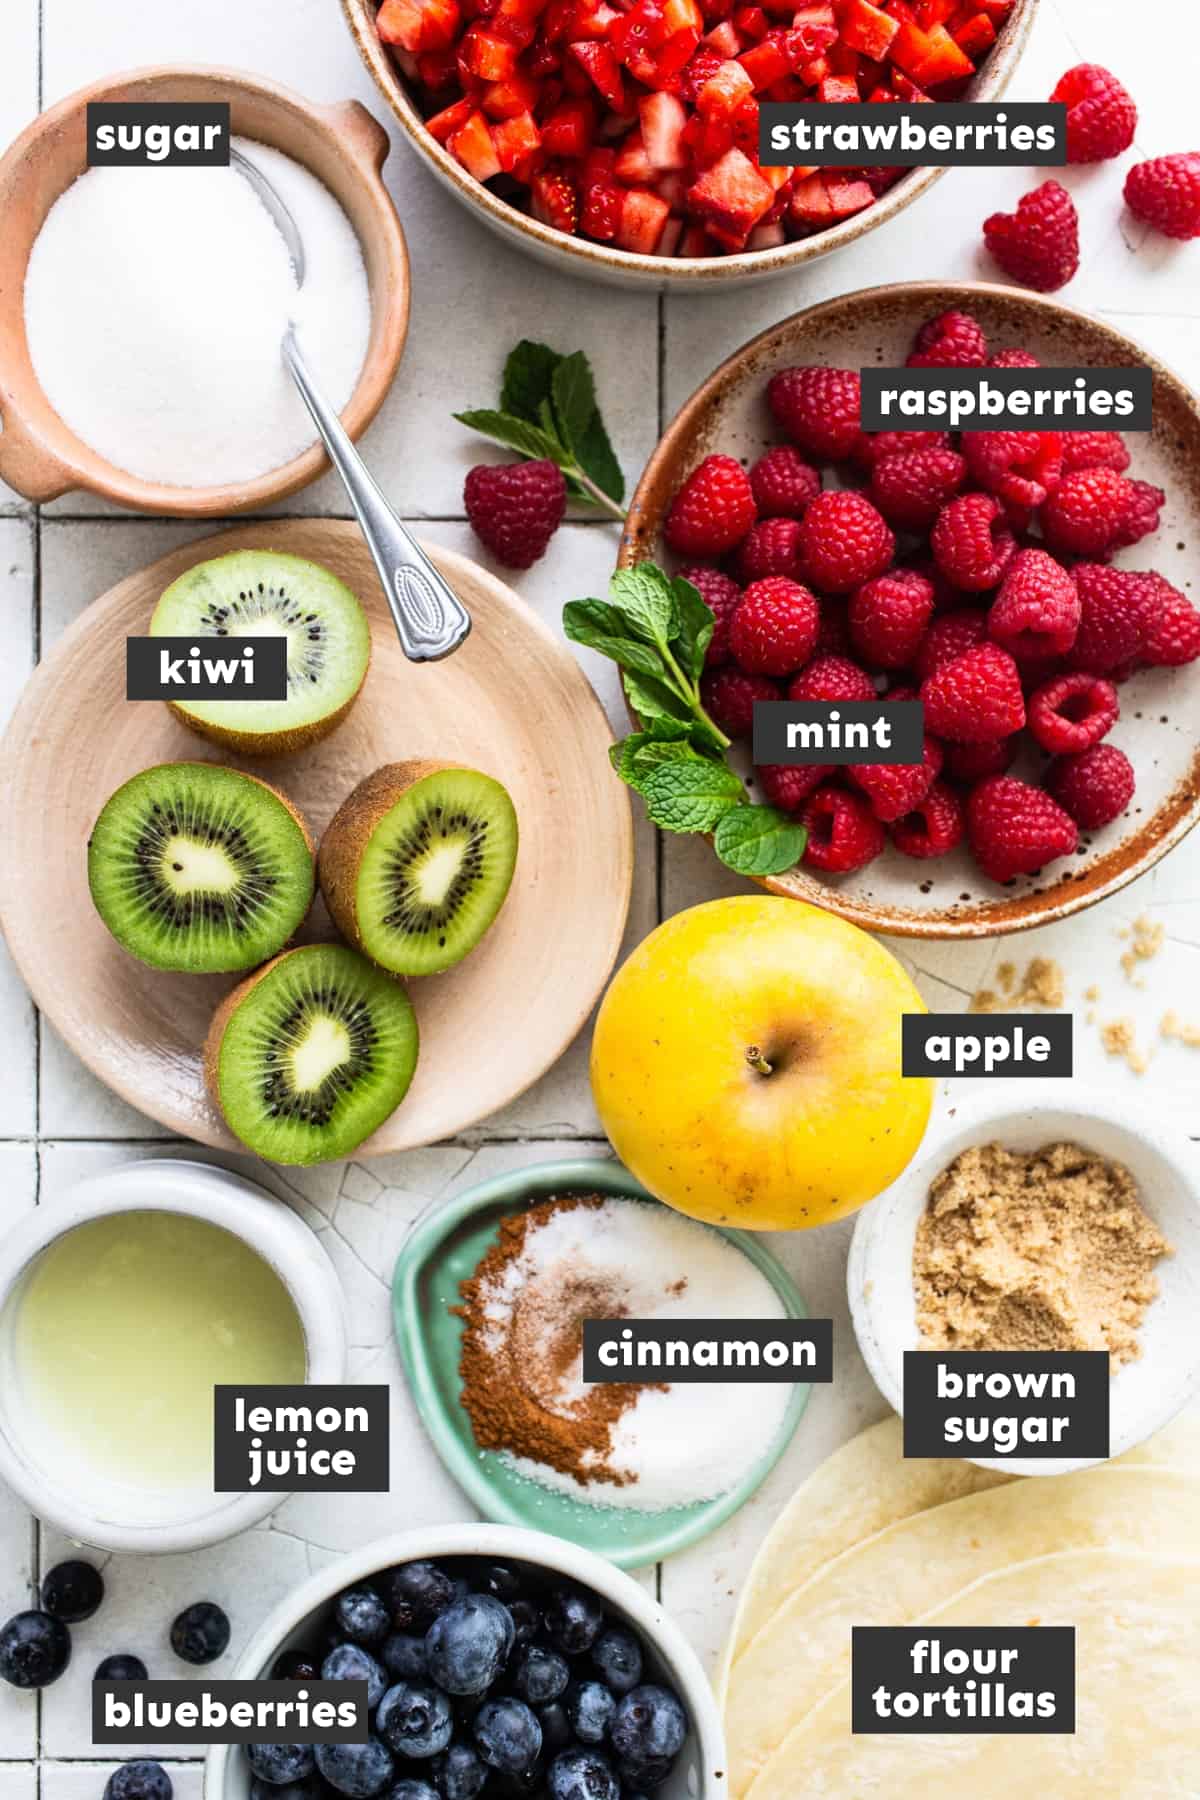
(391, 1156, 811, 1569)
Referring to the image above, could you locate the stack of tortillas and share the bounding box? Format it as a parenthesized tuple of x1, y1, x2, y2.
(720, 1411, 1200, 1797)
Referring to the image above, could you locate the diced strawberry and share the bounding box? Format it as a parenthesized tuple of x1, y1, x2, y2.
(822, 175, 874, 216)
(639, 90, 690, 165)
(798, 52, 831, 82)
(378, 0, 461, 51)
(701, 19, 742, 55)
(416, 47, 460, 84)
(889, 65, 931, 98)
(789, 170, 835, 225)
(747, 218, 786, 247)
(655, 168, 688, 205)
(818, 73, 859, 102)
(482, 68, 540, 114)
(458, 21, 521, 75)
(530, 165, 580, 230)
(446, 108, 502, 177)
(614, 127, 654, 180)
(491, 108, 543, 174)
(657, 214, 685, 254)
(568, 37, 628, 107)
(677, 221, 712, 253)
(889, 17, 933, 73)
(738, 34, 791, 87)
(916, 0, 956, 23)
(839, 0, 900, 57)
(616, 185, 672, 249)
(697, 57, 756, 115)
(951, 9, 994, 55)
(733, 3, 769, 36)
(687, 145, 774, 234)
(912, 20, 973, 81)
(540, 96, 596, 156)
(580, 147, 624, 235)
(426, 96, 475, 141)
(663, 0, 704, 32)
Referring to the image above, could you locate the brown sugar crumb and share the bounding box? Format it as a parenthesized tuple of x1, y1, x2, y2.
(1084, 984, 1100, 1003)
(913, 1141, 1172, 1367)
(1101, 1016, 1151, 1075)
(1161, 1010, 1200, 1048)
(971, 956, 1065, 1013)
(996, 962, 1016, 995)
(1120, 914, 1164, 981)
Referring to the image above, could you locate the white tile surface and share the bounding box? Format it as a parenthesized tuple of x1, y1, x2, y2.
(0, 1146, 40, 1760)
(0, 524, 37, 1138)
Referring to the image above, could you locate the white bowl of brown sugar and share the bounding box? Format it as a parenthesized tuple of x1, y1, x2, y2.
(848, 1082, 1200, 1477)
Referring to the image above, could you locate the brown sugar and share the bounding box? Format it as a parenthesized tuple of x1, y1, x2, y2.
(1120, 914, 1164, 981)
(1100, 1016, 1151, 1075)
(1161, 1010, 1200, 1048)
(971, 956, 1065, 1014)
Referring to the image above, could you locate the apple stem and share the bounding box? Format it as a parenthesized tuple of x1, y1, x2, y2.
(745, 1046, 774, 1077)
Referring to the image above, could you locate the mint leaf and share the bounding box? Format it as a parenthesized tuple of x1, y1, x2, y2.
(574, 405, 625, 505)
(714, 806, 807, 876)
(630, 739, 695, 781)
(453, 409, 562, 463)
(500, 341, 562, 424)
(622, 668, 696, 729)
(551, 352, 596, 456)
(672, 576, 716, 683)
(642, 759, 745, 833)
(610, 564, 678, 647)
(563, 601, 667, 678)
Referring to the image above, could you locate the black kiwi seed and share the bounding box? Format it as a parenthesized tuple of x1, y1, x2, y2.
(380, 806, 492, 939)
(256, 978, 380, 1129)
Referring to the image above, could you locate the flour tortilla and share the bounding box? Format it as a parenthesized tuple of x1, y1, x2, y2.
(745, 1549, 1200, 1798)
(725, 1463, 1200, 1795)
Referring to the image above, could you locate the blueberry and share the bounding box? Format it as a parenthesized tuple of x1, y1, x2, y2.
(41, 1560, 104, 1623)
(102, 1764, 173, 1800)
(590, 1626, 642, 1697)
(546, 1749, 619, 1800)
(610, 1686, 687, 1771)
(513, 1643, 569, 1705)
(315, 1739, 395, 1798)
(0, 1611, 71, 1688)
(478, 1564, 523, 1605)
(428, 1743, 488, 1800)
(380, 1633, 427, 1682)
(536, 1701, 572, 1757)
(95, 1655, 147, 1682)
(566, 1681, 614, 1746)
(425, 1595, 514, 1696)
(273, 1650, 320, 1681)
(377, 1563, 456, 1633)
(472, 1697, 542, 1773)
(385, 1786, 439, 1800)
(334, 1586, 391, 1649)
(377, 1681, 455, 1759)
(544, 1587, 603, 1657)
(247, 1745, 316, 1786)
(507, 1599, 541, 1649)
(323, 1643, 387, 1710)
(251, 1779, 324, 1800)
(616, 1756, 671, 1791)
(170, 1602, 230, 1665)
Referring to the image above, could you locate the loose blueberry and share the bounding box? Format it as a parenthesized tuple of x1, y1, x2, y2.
(546, 1749, 619, 1800)
(41, 1560, 104, 1623)
(426, 1595, 514, 1696)
(315, 1739, 395, 1798)
(273, 1650, 319, 1681)
(566, 1680, 614, 1746)
(103, 1764, 173, 1800)
(478, 1564, 523, 1605)
(428, 1743, 487, 1800)
(377, 1681, 455, 1760)
(610, 1686, 687, 1769)
(323, 1643, 387, 1710)
(544, 1587, 603, 1657)
(170, 1602, 230, 1665)
(95, 1655, 147, 1683)
(250, 1778, 324, 1800)
(590, 1625, 642, 1696)
(513, 1643, 569, 1706)
(536, 1701, 572, 1757)
(334, 1586, 391, 1649)
(385, 1785, 438, 1800)
(472, 1696, 542, 1773)
(377, 1563, 456, 1633)
(247, 1745, 316, 1786)
(507, 1599, 541, 1649)
(380, 1634, 427, 1683)
(0, 1611, 71, 1688)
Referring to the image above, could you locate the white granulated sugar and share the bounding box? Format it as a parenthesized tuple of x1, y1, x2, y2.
(23, 138, 370, 489)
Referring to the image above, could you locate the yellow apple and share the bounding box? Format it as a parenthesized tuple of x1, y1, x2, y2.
(590, 895, 931, 1231)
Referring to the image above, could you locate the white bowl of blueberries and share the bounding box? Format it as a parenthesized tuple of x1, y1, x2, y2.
(205, 1525, 726, 1800)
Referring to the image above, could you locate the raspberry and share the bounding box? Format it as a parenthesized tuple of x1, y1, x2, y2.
(463, 459, 567, 568)
(848, 570, 935, 669)
(1125, 154, 1200, 240)
(920, 643, 1026, 743)
(907, 310, 988, 369)
(1050, 64, 1137, 164)
(815, 600, 852, 659)
(1040, 469, 1164, 558)
(966, 775, 1079, 883)
(735, 516, 804, 583)
(748, 446, 821, 519)
(961, 431, 1063, 529)
(853, 430, 951, 471)
(1046, 743, 1136, 830)
(800, 784, 885, 873)
(848, 735, 942, 823)
(870, 448, 966, 531)
(988, 348, 1041, 369)
(797, 490, 894, 594)
(767, 366, 863, 463)
(1069, 564, 1147, 673)
(914, 608, 989, 683)
(729, 577, 820, 676)
(931, 493, 1016, 593)
(755, 762, 828, 812)
(1027, 672, 1119, 754)
(944, 736, 1018, 783)
(664, 454, 756, 557)
(1059, 430, 1130, 475)
(677, 565, 742, 668)
(700, 666, 780, 739)
(891, 780, 965, 858)
(988, 548, 1080, 660)
(1139, 574, 1200, 666)
(983, 181, 1080, 292)
(787, 654, 876, 703)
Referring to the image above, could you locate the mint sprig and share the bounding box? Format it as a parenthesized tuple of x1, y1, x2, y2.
(456, 339, 625, 519)
(564, 562, 806, 878)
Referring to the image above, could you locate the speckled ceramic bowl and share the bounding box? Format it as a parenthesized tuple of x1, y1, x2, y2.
(619, 281, 1200, 938)
(340, 0, 1034, 290)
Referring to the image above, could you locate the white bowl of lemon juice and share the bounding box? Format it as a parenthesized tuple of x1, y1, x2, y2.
(0, 1159, 347, 1552)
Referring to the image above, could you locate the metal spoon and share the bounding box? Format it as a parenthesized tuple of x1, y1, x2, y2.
(231, 146, 471, 662)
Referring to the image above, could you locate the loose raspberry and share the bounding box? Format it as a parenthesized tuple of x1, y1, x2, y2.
(767, 367, 863, 463)
(729, 577, 820, 676)
(1050, 64, 1137, 164)
(755, 762, 829, 812)
(463, 459, 567, 569)
(677, 565, 742, 668)
(787, 653, 876, 703)
(1059, 430, 1130, 475)
(1027, 671, 1119, 754)
(870, 448, 967, 531)
(1125, 154, 1200, 240)
(797, 490, 894, 594)
(700, 666, 780, 739)
(735, 516, 804, 584)
(944, 736, 1018, 783)
(920, 643, 1026, 742)
(988, 348, 1041, 369)
(966, 775, 1079, 883)
(1070, 564, 1147, 673)
(983, 180, 1080, 292)
(914, 608, 989, 683)
(848, 735, 943, 823)
(853, 430, 951, 471)
(988, 548, 1080, 660)
(1040, 469, 1164, 558)
(800, 784, 885, 874)
(1046, 743, 1136, 830)
(664, 454, 756, 557)
(1139, 574, 1200, 666)
(961, 431, 1063, 529)
(907, 310, 988, 369)
(848, 570, 935, 669)
(748, 446, 821, 519)
(891, 780, 965, 858)
(931, 493, 1016, 593)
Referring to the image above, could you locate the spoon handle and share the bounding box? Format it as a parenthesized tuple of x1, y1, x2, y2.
(283, 327, 472, 662)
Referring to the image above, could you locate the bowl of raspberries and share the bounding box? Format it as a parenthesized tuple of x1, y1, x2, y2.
(206, 1526, 723, 1800)
(340, 0, 1033, 284)
(619, 281, 1200, 936)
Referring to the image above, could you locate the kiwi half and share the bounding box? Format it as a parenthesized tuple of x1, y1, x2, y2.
(87, 762, 315, 973)
(150, 550, 371, 756)
(319, 762, 519, 976)
(204, 944, 419, 1164)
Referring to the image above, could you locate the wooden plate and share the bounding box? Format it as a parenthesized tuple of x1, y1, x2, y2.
(621, 282, 1200, 938)
(0, 522, 633, 1154)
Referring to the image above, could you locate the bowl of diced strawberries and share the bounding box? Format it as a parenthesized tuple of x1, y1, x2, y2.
(616, 281, 1200, 935)
(341, 0, 1033, 284)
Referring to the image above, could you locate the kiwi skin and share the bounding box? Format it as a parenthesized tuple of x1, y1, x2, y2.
(317, 760, 451, 957)
(204, 954, 282, 1118)
(167, 661, 369, 760)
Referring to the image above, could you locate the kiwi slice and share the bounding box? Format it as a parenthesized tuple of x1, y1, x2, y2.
(319, 762, 518, 976)
(87, 762, 315, 974)
(204, 944, 419, 1164)
(150, 550, 371, 756)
